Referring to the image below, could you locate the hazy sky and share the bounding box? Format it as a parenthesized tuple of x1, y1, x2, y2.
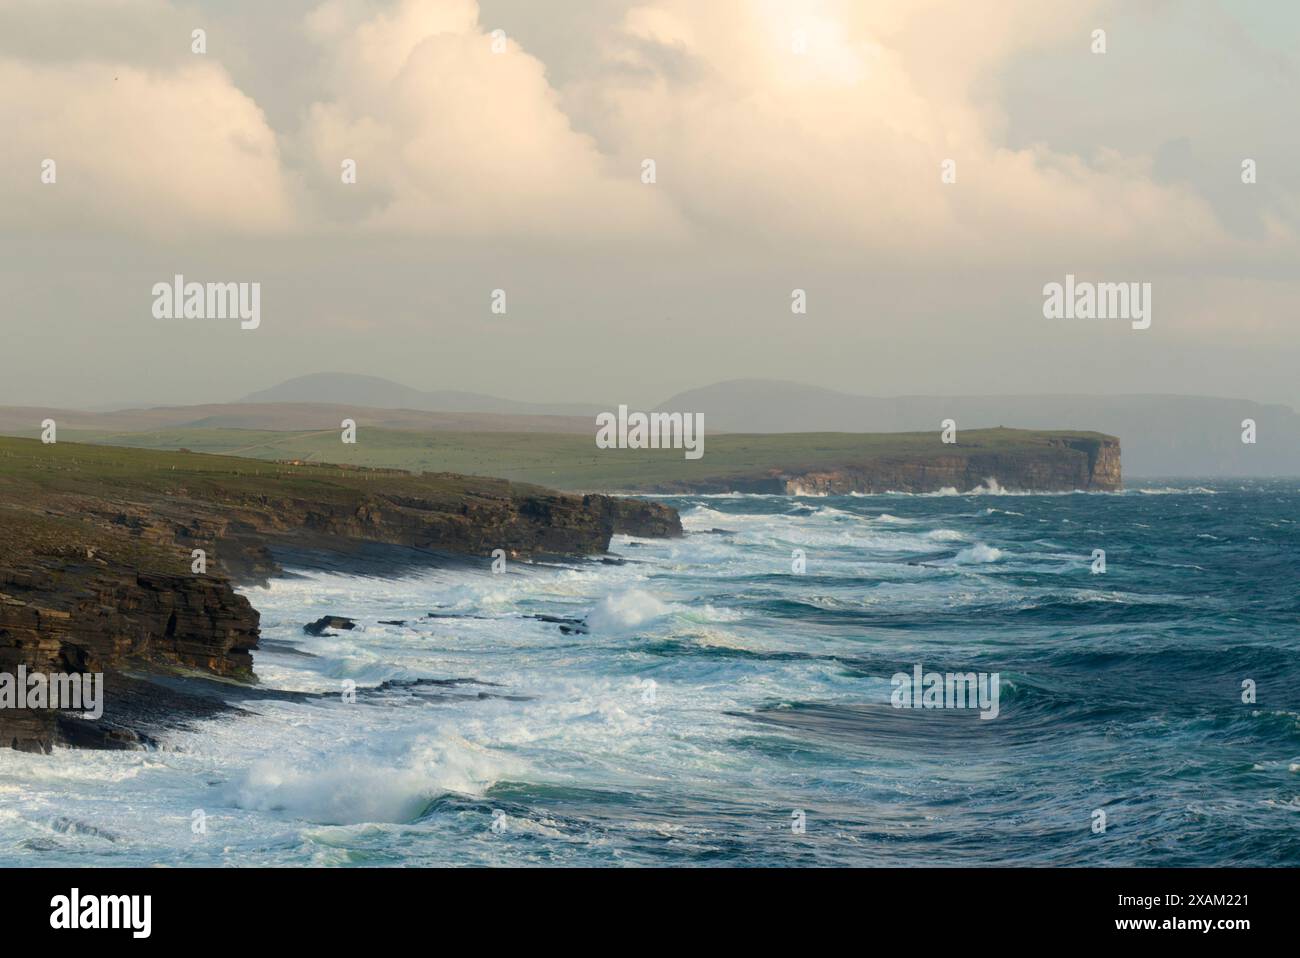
(1, 0, 1297, 410)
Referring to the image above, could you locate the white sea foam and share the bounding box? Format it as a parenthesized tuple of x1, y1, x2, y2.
(680, 503, 962, 554)
(586, 589, 671, 632)
(0, 488, 1275, 868)
(226, 734, 511, 825)
(953, 543, 1004, 564)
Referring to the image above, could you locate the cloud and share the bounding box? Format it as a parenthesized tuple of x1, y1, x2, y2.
(562, 0, 1248, 264)
(0, 16, 295, 235)
(297, 0, 682, 237)
(0, 0, 1292, 265)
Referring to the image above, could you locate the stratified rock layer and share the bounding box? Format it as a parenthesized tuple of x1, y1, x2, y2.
(634, 431, 1122, 495)
(776, 436, 1121, 495)
(0, 438, 680, 751)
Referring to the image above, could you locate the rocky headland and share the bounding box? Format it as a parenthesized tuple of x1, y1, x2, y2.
(0, 428, 1119, 751)
(627, 430, 1122, 495)
(0, 437, 680, 752)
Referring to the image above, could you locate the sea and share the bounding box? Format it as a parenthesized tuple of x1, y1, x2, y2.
(2, 480, 1297, 866)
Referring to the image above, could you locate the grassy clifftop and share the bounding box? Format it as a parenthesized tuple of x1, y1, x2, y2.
(0, 437, 680, 751)
(37, 426, 1122, 493)
(0, 436, 681, 568)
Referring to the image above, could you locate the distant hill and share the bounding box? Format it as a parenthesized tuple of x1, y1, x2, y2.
(656, 380, 1300, 477)
(4, 374, 1294, 478)
(0, 403, 592, 437)
(240, 372, 601, 418)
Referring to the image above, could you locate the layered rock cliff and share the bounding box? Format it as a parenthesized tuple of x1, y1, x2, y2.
(631, 430, 1122, 495)
(776, 435, 1121, 495)
(0, 438, 680, 751)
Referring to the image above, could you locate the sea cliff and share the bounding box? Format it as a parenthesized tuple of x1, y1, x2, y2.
(0, 438, 680, 751)
(622, 430, 1122, 495)
(770, 435, 1119, 495)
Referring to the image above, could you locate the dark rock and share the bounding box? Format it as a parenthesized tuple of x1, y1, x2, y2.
(374, 676, 502, 690)
(0, 437, 683, 751)
(586, 495, 683, 538)
(304, 615, 356, 636)
(51, 817, 120, 842)
(531, 613, 589, 635)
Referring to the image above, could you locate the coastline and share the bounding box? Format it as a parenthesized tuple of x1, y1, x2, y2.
(0, 428, 1120, 751)
(0, 438, 681, 752)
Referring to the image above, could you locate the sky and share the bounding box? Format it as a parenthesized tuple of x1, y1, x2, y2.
(0, 0, 1297, 410)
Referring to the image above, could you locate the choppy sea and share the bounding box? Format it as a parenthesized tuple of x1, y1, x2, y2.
(3, 480, 1298, 866)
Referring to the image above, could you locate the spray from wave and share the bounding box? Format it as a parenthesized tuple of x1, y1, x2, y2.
(953, 543, 1004, 564)
(226, 734, 514, 825)
(586, 589, 670, 633)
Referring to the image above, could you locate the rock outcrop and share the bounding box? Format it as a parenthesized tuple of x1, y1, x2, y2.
(631, 430, 1122, 495)
(585, 493, 686, 539)
(776, 435, 1121, 495)
(0, 438, 681, 751)
(303, 615, 356, 636)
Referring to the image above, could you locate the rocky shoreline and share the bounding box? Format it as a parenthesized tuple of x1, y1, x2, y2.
(0, 429, 1119, 751)
(0, 438, 680, 752)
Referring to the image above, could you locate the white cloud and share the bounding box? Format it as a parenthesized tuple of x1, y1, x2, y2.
(297, 0, 683, 237)
(0, 0, 1292, 266)
(563, 0, 1245, 264)
(0, 58, 294, 235)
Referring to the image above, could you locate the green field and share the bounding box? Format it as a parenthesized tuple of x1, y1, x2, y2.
(40, 425, 1112, 491)
(0, 432, 561, 504)
(0, 434, 636, 571)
